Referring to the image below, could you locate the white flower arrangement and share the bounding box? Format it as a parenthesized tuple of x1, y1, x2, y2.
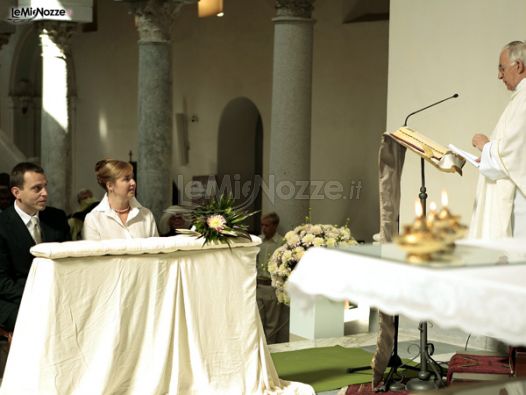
(268, 222, 358, 304)
(176, 195, 256, 245)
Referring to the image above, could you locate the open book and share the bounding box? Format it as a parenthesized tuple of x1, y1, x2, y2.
(386, 127, 466, 175)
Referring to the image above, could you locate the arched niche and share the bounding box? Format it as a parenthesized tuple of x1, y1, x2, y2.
(217, 97, 263, 234)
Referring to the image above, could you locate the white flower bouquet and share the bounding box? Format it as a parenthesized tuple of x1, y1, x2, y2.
(268, 222, 358, 304)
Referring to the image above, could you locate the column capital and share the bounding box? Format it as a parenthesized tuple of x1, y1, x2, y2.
(127, 0, 195, 43)
(38, 21, 77, 56)
(275, 0, 315, 18)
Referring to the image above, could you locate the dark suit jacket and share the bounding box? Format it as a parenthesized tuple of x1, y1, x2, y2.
(0, 205, 70, 323)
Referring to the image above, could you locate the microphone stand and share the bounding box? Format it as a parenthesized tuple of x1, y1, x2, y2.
(404, 156, 446, 391)
(402, 94, 458, 392)
(375, 315, 419, 392)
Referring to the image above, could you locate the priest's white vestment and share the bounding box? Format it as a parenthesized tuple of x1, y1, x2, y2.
(470, 78, 526, 239)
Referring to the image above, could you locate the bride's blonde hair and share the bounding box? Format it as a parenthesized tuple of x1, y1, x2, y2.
(95, 159, 133, 192)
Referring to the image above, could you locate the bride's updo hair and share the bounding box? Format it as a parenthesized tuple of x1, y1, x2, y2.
(95, 159, 133, 192)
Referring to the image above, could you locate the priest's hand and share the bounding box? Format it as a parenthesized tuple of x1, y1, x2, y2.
(472, 133, 490, 151)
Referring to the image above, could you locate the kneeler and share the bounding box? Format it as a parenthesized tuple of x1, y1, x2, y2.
(446, 347, 526, 384)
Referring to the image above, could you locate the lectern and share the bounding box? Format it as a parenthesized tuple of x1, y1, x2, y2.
(381, 127, 465, 390)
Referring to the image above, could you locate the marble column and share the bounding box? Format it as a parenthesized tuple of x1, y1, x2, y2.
(269, 0, 315, 232)
(39, 22, 75, 211)
(129, 0, 187, 222)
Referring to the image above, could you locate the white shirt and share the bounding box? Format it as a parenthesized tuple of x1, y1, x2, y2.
(82, 194, 159, 240)
(13, 201, 41, 243)
(256, 233, 283, 279)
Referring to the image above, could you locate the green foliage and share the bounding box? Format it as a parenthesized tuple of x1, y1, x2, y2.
(177, 195, 258, 246)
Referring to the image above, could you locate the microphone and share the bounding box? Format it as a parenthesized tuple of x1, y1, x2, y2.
(404, 93, 459, 126)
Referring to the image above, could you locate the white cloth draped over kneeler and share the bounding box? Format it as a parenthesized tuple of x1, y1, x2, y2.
(0, 236, 314, 395)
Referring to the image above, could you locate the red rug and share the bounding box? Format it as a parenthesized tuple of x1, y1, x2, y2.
(446, 352, 511, 384)
(345, 383, 410, 394)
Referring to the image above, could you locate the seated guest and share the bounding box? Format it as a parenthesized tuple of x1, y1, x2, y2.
(83, 159, 158, 240)
(0, 186, 12, 212)
(68, 188, 99, 240)
(0, 162, 70, 331)
(256, 212, 288, 344)
(158, 205, 191, 236)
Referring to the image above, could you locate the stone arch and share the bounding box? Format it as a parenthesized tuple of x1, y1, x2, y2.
(217, 97, 263, 233)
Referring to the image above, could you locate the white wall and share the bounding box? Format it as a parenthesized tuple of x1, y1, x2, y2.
(388, 0, 526, 227)
(311, 5, 388, 240)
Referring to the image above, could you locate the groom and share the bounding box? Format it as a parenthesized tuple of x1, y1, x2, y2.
(0, 162, 70, 331)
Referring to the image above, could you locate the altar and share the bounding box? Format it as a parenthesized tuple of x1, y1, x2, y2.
(0, 236, 314, 395)
(287, 238, 526, 347)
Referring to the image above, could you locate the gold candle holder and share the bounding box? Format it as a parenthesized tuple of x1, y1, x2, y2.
(395, 201, 446, 263)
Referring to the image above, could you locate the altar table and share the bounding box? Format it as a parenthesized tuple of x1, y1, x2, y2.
(0, 236, 314, 395)
(287, 238, 526, 346)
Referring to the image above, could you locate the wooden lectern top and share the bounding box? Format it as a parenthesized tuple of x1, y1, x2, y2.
(386, 127, 466, 175)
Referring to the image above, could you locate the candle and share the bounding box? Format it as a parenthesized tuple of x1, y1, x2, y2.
(441, 190, 449, 207)
(426, 201, 439, 226)
(415, 200, 423, 218)
(412, 200, 428, 231)
(438, 191, 453, 221)
(433, 190, 467, 245)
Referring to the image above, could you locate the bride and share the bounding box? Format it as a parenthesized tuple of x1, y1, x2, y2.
(83, 159, 158, 240)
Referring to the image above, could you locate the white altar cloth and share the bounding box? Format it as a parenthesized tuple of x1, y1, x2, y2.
(1, 235, 314, 395)
(287, 238, 526, 347)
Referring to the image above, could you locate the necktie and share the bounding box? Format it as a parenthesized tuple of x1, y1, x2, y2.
(31, 216, 42, 244)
